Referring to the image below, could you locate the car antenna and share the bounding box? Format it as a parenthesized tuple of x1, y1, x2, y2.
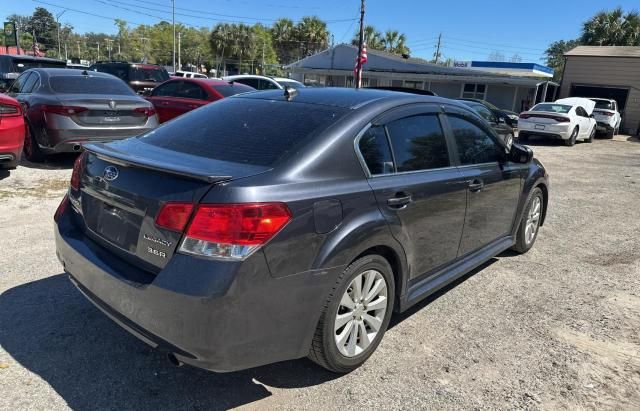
(284, 86, 298, 101)
(81, 70, 89, 76)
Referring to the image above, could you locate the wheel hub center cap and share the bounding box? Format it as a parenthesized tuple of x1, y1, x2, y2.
(354, 305, 364, 319)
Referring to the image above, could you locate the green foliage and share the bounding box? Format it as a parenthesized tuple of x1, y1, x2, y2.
(544, 39, 580, 80)
(352, 26, 410, 55)
(581, 7, 640, 46)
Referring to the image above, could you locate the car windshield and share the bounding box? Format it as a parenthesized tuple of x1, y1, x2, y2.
(139, 97, 349, 167)
(129, 67, 169, 82)
(12, 58, 66, 72)
(212, 83, 255, 97)
(49, 76, 135, 95)
(593, 100, 614, 110)
(532, 103, 571, 113)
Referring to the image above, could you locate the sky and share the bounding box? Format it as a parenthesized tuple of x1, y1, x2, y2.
(1, 0, 638, 64)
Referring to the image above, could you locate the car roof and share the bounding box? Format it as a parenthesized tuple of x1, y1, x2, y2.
(234, 87, 456, 110)
(590, 97, 614, 102)
(272, 77, 301, 82)
(0, 54, 65, 63)
(224, 74, 272, 80)
(167, 78, 242, 86)
(27, 68, 120, 79)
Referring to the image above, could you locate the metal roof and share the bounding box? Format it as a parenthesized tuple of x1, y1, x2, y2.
(565, 46, 640, 58)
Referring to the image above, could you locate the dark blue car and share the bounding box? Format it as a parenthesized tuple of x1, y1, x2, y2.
(54, 88, 549, 373)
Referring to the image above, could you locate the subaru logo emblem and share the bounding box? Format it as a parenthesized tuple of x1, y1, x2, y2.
(103, 166, 119, 181)
(108, 100, 117, 109)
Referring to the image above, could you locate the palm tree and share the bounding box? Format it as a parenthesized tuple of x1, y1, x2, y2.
(383, 30, 410, 55)
(271, 18, 295, 63)
(581, 7, 640, 46)
(351, 25, 384, 50)
(297, 16, 329, 57)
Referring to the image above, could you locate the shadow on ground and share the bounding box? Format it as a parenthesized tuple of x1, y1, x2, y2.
(19, 153, 78, 170)
(0, 169, 10, 181)
(0, 274, 339, 410)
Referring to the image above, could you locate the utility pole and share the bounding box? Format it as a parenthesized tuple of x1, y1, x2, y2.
(139, 37, 149, 62)
(64, 42, 68, 60)
(105, 38, 113, 60)
(434, 33, 442, 64)
(177, 32, 181, 70)
(172, 0, 176, 73)
(355, 0, 365, 89)
(56, 10, 66, 60)
(76, 41, 81, 59)
(96, 42, 100, 60)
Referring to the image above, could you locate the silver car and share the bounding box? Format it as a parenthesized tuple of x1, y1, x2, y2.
(8, 68, 159, 162)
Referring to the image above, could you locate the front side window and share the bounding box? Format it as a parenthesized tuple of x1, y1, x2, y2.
(358, 126, 394, 175)
(448, 116, 503, 165)
(386, 115, 450, 172)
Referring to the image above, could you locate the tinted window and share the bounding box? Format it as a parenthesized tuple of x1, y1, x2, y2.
(448, 116, 503, 165)
(532, 103, 571, 113)
(259, 79, 279, 90)
(212, 83, 255, 97)
(593, 100, 613, 110)
(176, 82, 207, 100)
(235, 78, 260, 89)
(277, 80, 304, 88)
(129, 67, 169, 82)
(49, 76, 135, 95)
(92, 64, 128, 81)
(465, 102, 495, 123)
(140, 98, 348, 167)
(9, 72, 31, 93)
(151, 81, 180, 97)
(386, 115, 450, 172)
(20, 72, 39, 93)
(576, 106, 588, 117)
(359, 126, 393, 175)
(11, 58, 66, 72)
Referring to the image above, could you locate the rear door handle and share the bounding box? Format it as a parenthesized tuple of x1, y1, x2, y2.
(387, 194, 412, 208)
(468, 179, 484, 192)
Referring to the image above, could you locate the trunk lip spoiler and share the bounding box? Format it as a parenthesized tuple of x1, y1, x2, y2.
(84, 142, 233, 184)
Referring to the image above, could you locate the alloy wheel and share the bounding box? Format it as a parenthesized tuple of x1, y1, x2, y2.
(334, 269, 388, 357)
(525, 196, 541, 245)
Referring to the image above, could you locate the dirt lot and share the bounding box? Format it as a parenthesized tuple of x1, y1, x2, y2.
(1, 136, 639, 410)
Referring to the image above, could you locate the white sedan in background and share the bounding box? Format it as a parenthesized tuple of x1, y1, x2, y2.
(518, 97, 597, 146)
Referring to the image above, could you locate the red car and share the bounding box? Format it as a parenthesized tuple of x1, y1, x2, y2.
(146, 78, 255, 123)
(0, 94, 25, 169)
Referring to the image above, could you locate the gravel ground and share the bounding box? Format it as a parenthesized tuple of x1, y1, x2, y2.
(1, 136, 639, 410)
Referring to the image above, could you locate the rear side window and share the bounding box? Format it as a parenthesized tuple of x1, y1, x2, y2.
(448, 116, 503, 165)
(49, 76, 135, 95)
(139, 98, 348, 167)
(359, 126, 393, 175)
(212, 83, 255, 97)
(20, 72, 39, 93)
(385, 115, 450, 172)
(234, 78, 260, 89)
(9, 72, 31, 93)
(151, 81, 180, 97)
(176, 82, 207, 100)
(129, 67, 169, 82)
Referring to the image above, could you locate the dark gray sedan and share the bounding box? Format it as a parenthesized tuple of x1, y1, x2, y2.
(8, 68, 158, 162)
(55, 88, 548, 373)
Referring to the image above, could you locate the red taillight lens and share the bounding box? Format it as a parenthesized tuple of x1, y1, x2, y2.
(519, 113, 530, 119)
(134, 106, 156, 117)
(155, 202, 194, 232)
(553, 116, 570, 123)
(42, 105, 88, 116)
(186, 203, 291, 245)
(54, 194, 69, 222)
(70, 152, 87, 191)
(0, 103, 21, 117)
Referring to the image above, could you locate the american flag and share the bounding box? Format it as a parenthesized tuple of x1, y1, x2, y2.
(354, 43, 368, 87)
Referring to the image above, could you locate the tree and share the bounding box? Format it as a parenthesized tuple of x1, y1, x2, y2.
(296, 16, 329, 57)
(271, 18, 296, 64)
(544, 39, 580, 81)
(581, 7, 640, 46)
(351, 25, 384, 50)
(383, 30, 410, 54)
(28, 7, 57, 50)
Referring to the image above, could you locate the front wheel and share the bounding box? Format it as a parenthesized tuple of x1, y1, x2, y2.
(512, 187, 543, 254)
(308, 254, 395, 373)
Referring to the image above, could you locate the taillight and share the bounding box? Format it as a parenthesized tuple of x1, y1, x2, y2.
(553, 116, 570, 123)
(155, 202, 194, 232)
(54, 194, 69, 222)
(519, 113, 530, 119)
(42, 105, 88, 116)
(133, 106, 156, 117)
(70, 152, 87, 191)
(173, 203, 292, 260)
(0, 103, 21, 116)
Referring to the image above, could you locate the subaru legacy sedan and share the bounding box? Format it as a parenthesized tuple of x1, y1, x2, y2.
(54, 88, 549, 373)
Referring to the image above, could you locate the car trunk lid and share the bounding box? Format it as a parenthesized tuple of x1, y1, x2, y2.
(57, 95, 152, 127)
(75, 139, 270, 272)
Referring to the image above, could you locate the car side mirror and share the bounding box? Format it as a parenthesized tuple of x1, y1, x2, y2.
(509, 143, 533, 164)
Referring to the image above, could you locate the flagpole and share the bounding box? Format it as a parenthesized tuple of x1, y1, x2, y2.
(355, 0, 365, 89)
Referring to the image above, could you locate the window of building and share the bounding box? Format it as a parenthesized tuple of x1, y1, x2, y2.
(385, 115, 450, 172)
(404, 80, 423, 89)
(462, 83, 487, 99)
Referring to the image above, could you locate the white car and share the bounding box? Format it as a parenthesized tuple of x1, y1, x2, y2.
(222, 74, 305, 90)
(518, 97, 597, 146)
(590, 98, 621, 138)
(173, 71, 208, 79)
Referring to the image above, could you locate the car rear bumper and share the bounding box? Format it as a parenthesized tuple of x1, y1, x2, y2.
(596, 121, 614, 132)
(0, 116, 25, 167)
(43, 126, 157, 152)
(518, 130, 568, 140)
(518, 123, 571, 140)
(54, 206, 339, 372)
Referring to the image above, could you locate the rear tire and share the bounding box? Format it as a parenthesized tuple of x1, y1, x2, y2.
(605, 128, 615, 139)
(587, 127, 595, 143)
(308, 254, 395, 373)
(565, 127, 578, 146)
(512, 187, 543, 254)
(23, 124, 45, 163)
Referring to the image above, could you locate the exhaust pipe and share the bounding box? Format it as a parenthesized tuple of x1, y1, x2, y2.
(167, 353, 183, 367)
(72, 144, 82, 152)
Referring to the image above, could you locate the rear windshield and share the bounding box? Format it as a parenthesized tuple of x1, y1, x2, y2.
(593, 100, 614, 110)
(139, 98, 348, 167)
(532, 103, 571, 113)
(212, 83, 255, 97)
(49, 76, 135, 95)
(11, 58, 66, 72)
(129, 67, 169, 82)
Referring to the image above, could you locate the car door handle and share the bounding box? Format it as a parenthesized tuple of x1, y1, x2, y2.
(188, 104, 199, 109)
(160, 101, 170, 105)
(468, 179, 484, 192)
(387, 194, 412, 208)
